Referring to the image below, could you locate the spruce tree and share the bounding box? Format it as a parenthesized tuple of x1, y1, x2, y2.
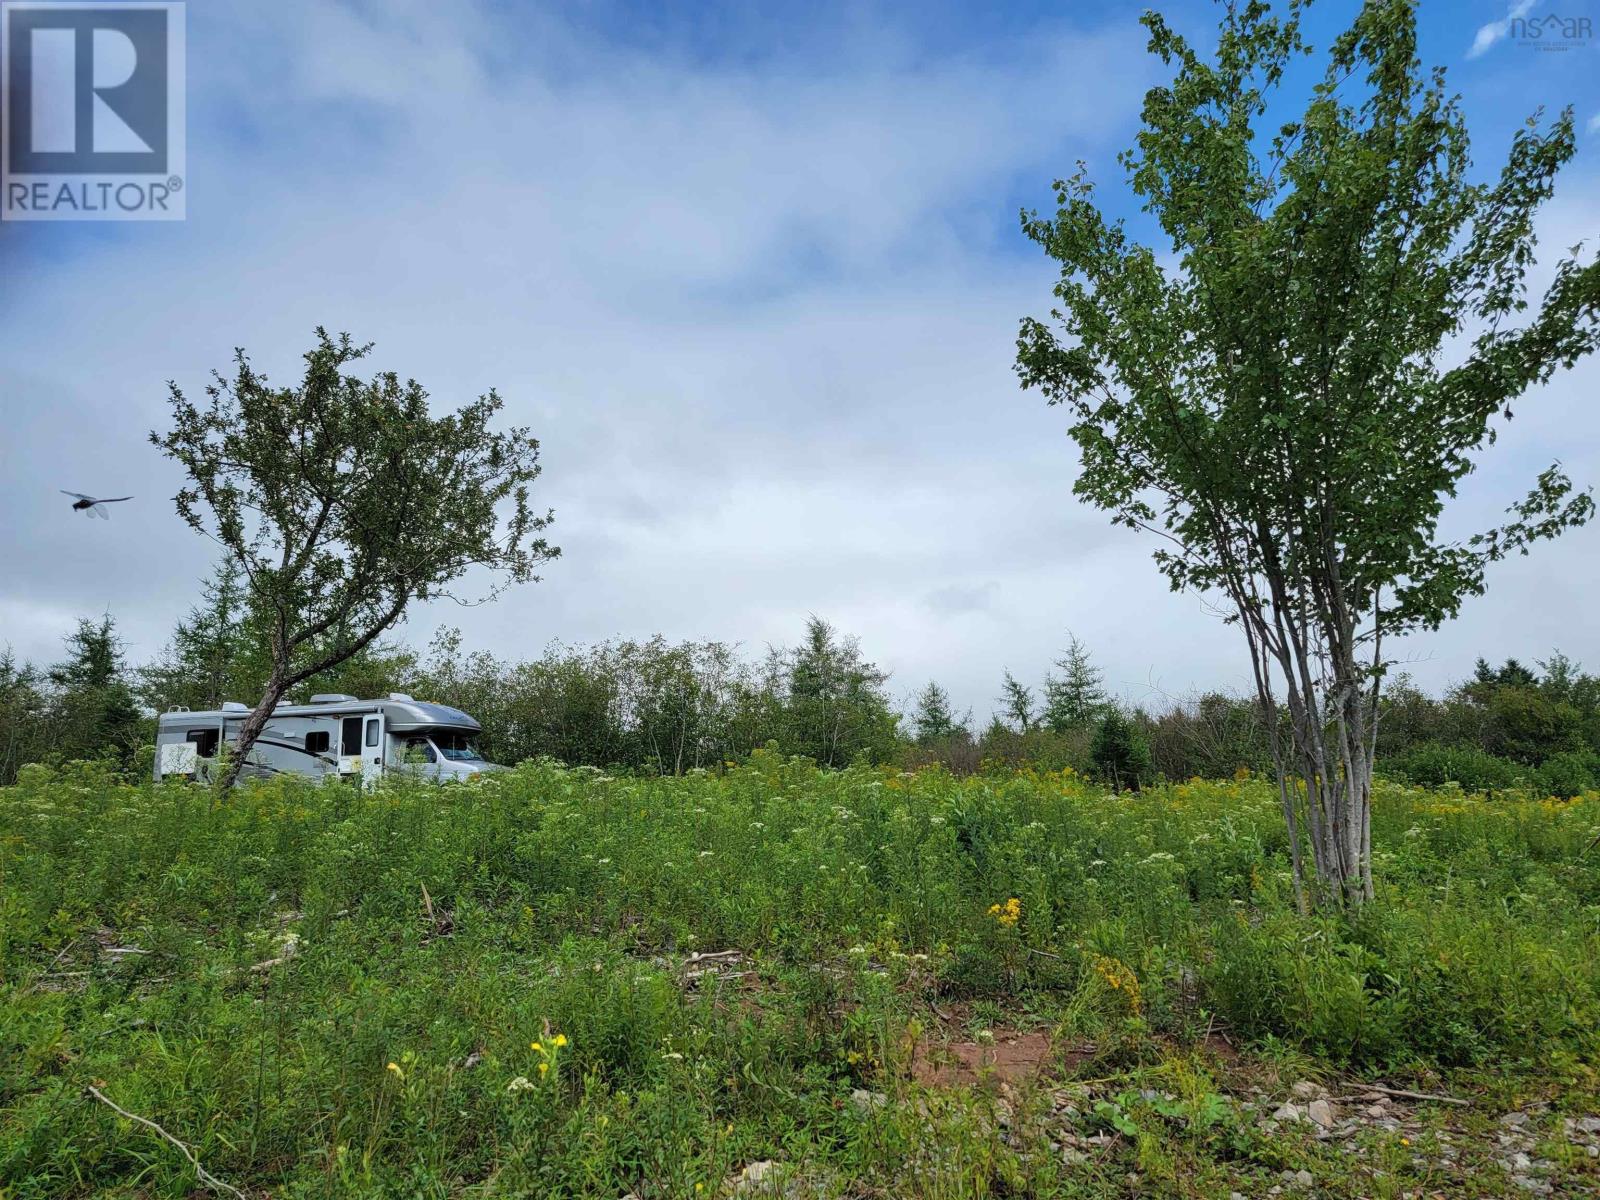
(1042, 633, 1106, 731)
(912, 681, 957, 743)
(1091, 707, 1152, 792)
(999, 671, 1035, 732)
(49, 616, 142, 764)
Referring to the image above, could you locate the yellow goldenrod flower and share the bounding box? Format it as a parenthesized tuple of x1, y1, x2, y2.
(553, 1033, 568, 1048)
(986, 897, 1021, 927)
(1091, 955, 1142, 1013)
(530, 1041, 544, 1054)
(537, 1061, 549, 1075)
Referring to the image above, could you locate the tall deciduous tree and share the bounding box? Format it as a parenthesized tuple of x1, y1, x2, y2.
(1018, 0, 1600, 905)
(153, 329, 557, 788)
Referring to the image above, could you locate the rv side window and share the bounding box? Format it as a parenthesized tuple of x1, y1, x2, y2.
(365, 720, 380, 748)
(306, 731, 330, 754)
(187, 729, 219, 758)
(405, 737, 437, 764)
(341, 717, 363, 756)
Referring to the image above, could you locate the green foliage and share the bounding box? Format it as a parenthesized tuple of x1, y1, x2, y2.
(151, 329, 557, 785)
(136, 560, 256, 711)
(967, 724, 1090, 775)
(5, 764, 1600, 1196)
(1018, 0, 1599, 642)
(1041, 633, 1106, 732)
(1091, 707, 1154, 791)
(1537, 651, 1600, 718)
(406, 618, 901, 772)
(910, 681, 959, 744)
(0, 653, 50, 786)
(138, 561, 418, 714)
(779, 618, 901, 766)
(1533, 751, 1600, 801)
(45, 618, 142, 768)
(1384, 742, 1527, 793)
(0, 621, 147, 785)
(8, 577, 1600, 793)
(1479, 686, 1584, 766)
(997, 671, 1035, 732)
(1377, 742, 1599, 801)
(1376, 655, 1600, 772)
(1143, 691, 1271, 781)
(1018, 0, 1600, 903)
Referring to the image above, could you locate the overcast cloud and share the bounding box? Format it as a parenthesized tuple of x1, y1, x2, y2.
(2, 0, 1598, 721)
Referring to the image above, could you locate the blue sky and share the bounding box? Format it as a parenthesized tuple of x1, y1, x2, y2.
(2, 0, 1598, 719)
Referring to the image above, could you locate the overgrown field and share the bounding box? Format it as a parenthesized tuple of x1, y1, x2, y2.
(4, 758, 1600, 1197)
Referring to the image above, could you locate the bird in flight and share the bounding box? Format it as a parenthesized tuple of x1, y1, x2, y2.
(61, 491, 133, 519)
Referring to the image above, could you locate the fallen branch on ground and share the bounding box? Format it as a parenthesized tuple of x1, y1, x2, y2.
(1343, 1083, 1469, 1107)
(680, 950, 743, 969)
(22, 939, 79, 995)
(86, 1084, 248, 1199)
(244, 932, 300, 975)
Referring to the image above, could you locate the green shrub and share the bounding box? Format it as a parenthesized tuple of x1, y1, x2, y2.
(1090, 709, 1153, 791)
(1381, 742, 1527, 793)
(1532, 750, 1600, 799)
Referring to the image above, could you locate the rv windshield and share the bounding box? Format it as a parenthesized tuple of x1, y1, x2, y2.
(432, 730, 483, 761)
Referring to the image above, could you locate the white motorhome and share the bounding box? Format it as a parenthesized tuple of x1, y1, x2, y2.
(153, 693, 502, 784)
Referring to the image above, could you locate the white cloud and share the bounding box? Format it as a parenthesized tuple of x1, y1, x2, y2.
(0, 2, 1156, 715)
(1587, 112, 1600, 135)
(1, 1, 1597, 722)
(1467, 0, 1537, 59)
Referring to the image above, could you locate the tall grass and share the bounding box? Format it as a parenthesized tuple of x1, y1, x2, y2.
(3, 757, 1598, 1196)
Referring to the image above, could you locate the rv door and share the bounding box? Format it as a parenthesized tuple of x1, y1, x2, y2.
(339, 716, 363, 775)
(362, 714, 384, 785)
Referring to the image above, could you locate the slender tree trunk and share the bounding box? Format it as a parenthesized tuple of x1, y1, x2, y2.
(218, 672, 287, 791)
(1288, 676, 1372, 908)
(1236, 581, 1374, 909)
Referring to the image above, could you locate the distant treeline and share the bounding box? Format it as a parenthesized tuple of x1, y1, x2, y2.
(4, 564, 1600, 795)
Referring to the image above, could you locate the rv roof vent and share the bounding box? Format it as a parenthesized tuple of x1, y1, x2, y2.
(388, 692, 415, 702)
(310, 693, 357, 704)
(167, 704, 191, 713)
(220, 701, 250, 713)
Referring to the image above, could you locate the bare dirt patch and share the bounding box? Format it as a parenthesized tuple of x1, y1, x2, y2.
(912, 1029, 1058, 1087)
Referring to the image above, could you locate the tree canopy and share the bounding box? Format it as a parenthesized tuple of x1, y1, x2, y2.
(1017, 0, 1600, 904)
(152, 329, 557, 786)
(1043, 633, 1107, 731)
